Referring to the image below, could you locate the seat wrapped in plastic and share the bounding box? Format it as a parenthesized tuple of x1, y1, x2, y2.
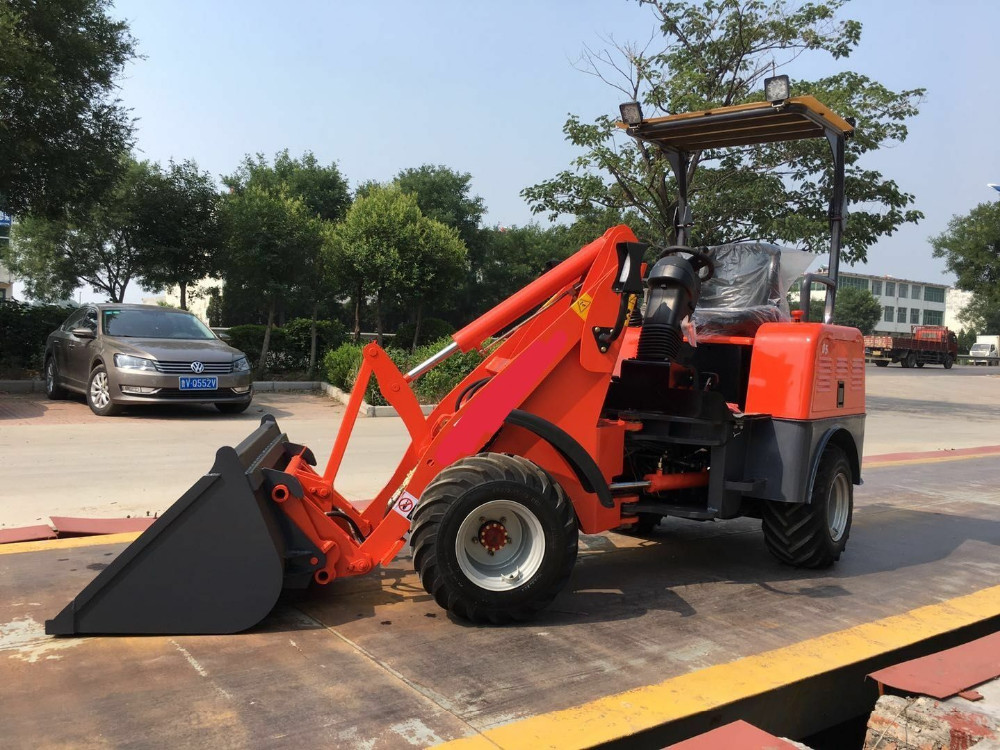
(692, 242, 815, 337)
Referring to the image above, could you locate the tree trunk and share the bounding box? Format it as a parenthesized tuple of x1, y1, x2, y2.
(308, 302, 319, 379)
(375, 289, 384, 347)
(412, 302, 424, 353)
(179, 282, 188, 310)
(353, 282, 362, 344)
(257, 300, 275, 379)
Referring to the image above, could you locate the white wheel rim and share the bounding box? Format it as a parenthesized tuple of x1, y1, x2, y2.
(90, 371, 111, 409)
(455, 499, 546, 592)
(827, 471, 850, 542)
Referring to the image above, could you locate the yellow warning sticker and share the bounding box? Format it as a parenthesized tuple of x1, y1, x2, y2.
(571, 293, 593, 320)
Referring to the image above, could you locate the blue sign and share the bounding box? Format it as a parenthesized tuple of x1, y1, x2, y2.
(0, 212, 11, 227)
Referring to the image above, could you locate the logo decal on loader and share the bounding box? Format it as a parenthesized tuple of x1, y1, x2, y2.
(571, 293, 593, 320)
(393, 492, 418, 518)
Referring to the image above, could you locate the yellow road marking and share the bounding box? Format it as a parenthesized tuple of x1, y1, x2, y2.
(0, 532, 141, 556)
(865, 450, 1000, 469)
(437, 585, 1000, 750)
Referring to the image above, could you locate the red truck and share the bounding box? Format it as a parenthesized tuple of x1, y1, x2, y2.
(864, 325, 957, 369)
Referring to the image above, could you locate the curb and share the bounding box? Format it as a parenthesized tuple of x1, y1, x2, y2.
(0, 379, 437, 418)
(254, 380, 436, 418)
(0, 379, 45, 394)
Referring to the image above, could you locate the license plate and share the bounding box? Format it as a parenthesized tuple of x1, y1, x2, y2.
(179, 376, 218, 390)
(871, 349, 882, 355)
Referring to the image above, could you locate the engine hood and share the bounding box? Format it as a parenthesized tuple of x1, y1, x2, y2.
(112, 338, 245, 362)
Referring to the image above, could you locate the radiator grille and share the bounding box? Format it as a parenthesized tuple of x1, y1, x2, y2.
(154, 360, 233, 374)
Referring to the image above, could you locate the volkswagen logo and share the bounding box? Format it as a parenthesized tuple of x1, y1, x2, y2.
(190, 361, 205, 374)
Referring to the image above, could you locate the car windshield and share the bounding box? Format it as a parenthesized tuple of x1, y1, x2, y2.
(102, 309, 216, 340)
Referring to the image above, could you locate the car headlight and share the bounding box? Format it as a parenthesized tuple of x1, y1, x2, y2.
(114, 353, 157, 371)
(233, 356, 251, 373)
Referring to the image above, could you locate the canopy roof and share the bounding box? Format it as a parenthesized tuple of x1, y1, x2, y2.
(619, 96, 853, 152)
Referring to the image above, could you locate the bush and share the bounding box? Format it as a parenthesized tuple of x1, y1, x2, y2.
(282, 318, 347, 370)
(323, 343, 363, 391)
(322, 337, 481, 406)
(0, 300, 74, 376)
(395, 317, 456, 349)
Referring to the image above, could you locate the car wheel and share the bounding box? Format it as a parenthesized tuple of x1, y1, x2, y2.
(87, 365, 123, 416)
(943, 356, 953, 370)
(216, 401, 251, 414)
(44, 357, 68, 400)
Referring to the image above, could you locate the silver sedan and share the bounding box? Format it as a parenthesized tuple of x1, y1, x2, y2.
(44, 304, 254, 416)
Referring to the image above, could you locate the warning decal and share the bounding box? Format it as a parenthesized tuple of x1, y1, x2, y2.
(571, 293, 593, 320)
(392, 491, 418, 519)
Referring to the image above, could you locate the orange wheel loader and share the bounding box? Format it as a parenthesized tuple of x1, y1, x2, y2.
(47, 94, 864, 635)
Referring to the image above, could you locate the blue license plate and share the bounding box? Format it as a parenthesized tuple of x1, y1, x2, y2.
(179, 376, 218, 390)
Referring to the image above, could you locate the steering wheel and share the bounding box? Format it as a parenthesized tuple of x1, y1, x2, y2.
(656, 246, 716, 282)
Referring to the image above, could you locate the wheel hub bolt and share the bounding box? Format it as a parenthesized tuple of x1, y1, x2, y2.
(478, 520, 509, 553)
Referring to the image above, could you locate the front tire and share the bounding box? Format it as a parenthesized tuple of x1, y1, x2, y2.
(761, 444, 853, 569)
(943, 356, 953, 370)
(87, 365, 123, 416)
(45, 357, 68, 400)
(410, 453, 578, 624)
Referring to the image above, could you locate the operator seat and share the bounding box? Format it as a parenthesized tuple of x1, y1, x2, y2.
(692, 242, 787, 337)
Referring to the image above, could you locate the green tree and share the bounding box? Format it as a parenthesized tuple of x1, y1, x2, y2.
(133, 160, 223, 310)
(474, 224, 577, 313)
(831, 286, 881, 333)
(326, 186, 431, 344)
(393, 165, 487, 323)
(221, 186, 325, 377)
(0, 0, 137, 218)
(399, 218, 467, 350)
(931, 201, 1000, 335)
(522, 0, 924, 263)
(224, 151, 350, 375)
(5, 159, 165, 302)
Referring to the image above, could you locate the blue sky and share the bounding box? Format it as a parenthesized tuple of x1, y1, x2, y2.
(47, 0, 1000, 300)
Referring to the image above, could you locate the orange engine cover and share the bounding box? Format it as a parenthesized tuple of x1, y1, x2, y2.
(744, 322, 865, 420)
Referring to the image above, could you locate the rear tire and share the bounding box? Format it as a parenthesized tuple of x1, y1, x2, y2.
(874, 361, 889, 368)
(410, 453, 578, 624)
(761, 444, 853, 569)
(45, 357, 68, 400)
(216, 401, 251, 414)
(87, 364, 123, 416)
(916, 362, 925, 368)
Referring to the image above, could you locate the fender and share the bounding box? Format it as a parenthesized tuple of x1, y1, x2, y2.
(807, 425, 862, 499)
(504, 409, 615, 508)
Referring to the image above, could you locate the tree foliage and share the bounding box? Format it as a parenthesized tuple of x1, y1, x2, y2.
(831, 286, 881, 333)
(0, 0, 137, 218)
(5, 159, 169, 302)
(931, 200, 1000, 334)
(522, 0, 924, 263)
(132, 160, 223, 309)
(224, 151, 350, 224)
(221, 186, 325, 376)
(326, 185, 466, 344)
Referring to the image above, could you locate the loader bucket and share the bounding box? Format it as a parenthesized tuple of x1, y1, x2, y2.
(46, 416, 316, 636)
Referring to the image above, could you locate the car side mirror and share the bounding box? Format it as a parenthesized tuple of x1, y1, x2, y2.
(70, 327, 96, 339)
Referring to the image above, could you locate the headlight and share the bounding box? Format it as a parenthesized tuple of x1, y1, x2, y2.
(114, 353, 157, 371)
(233, 356, 251, 373)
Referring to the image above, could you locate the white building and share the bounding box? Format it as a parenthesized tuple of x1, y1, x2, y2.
(0, 262, 13, 301)
(141, 278, 222, 324)
(837, 271, 949, 334)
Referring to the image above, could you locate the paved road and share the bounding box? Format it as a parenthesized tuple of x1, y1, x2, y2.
(1, 365, 998, 528)
(2, 452, 998, 748)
